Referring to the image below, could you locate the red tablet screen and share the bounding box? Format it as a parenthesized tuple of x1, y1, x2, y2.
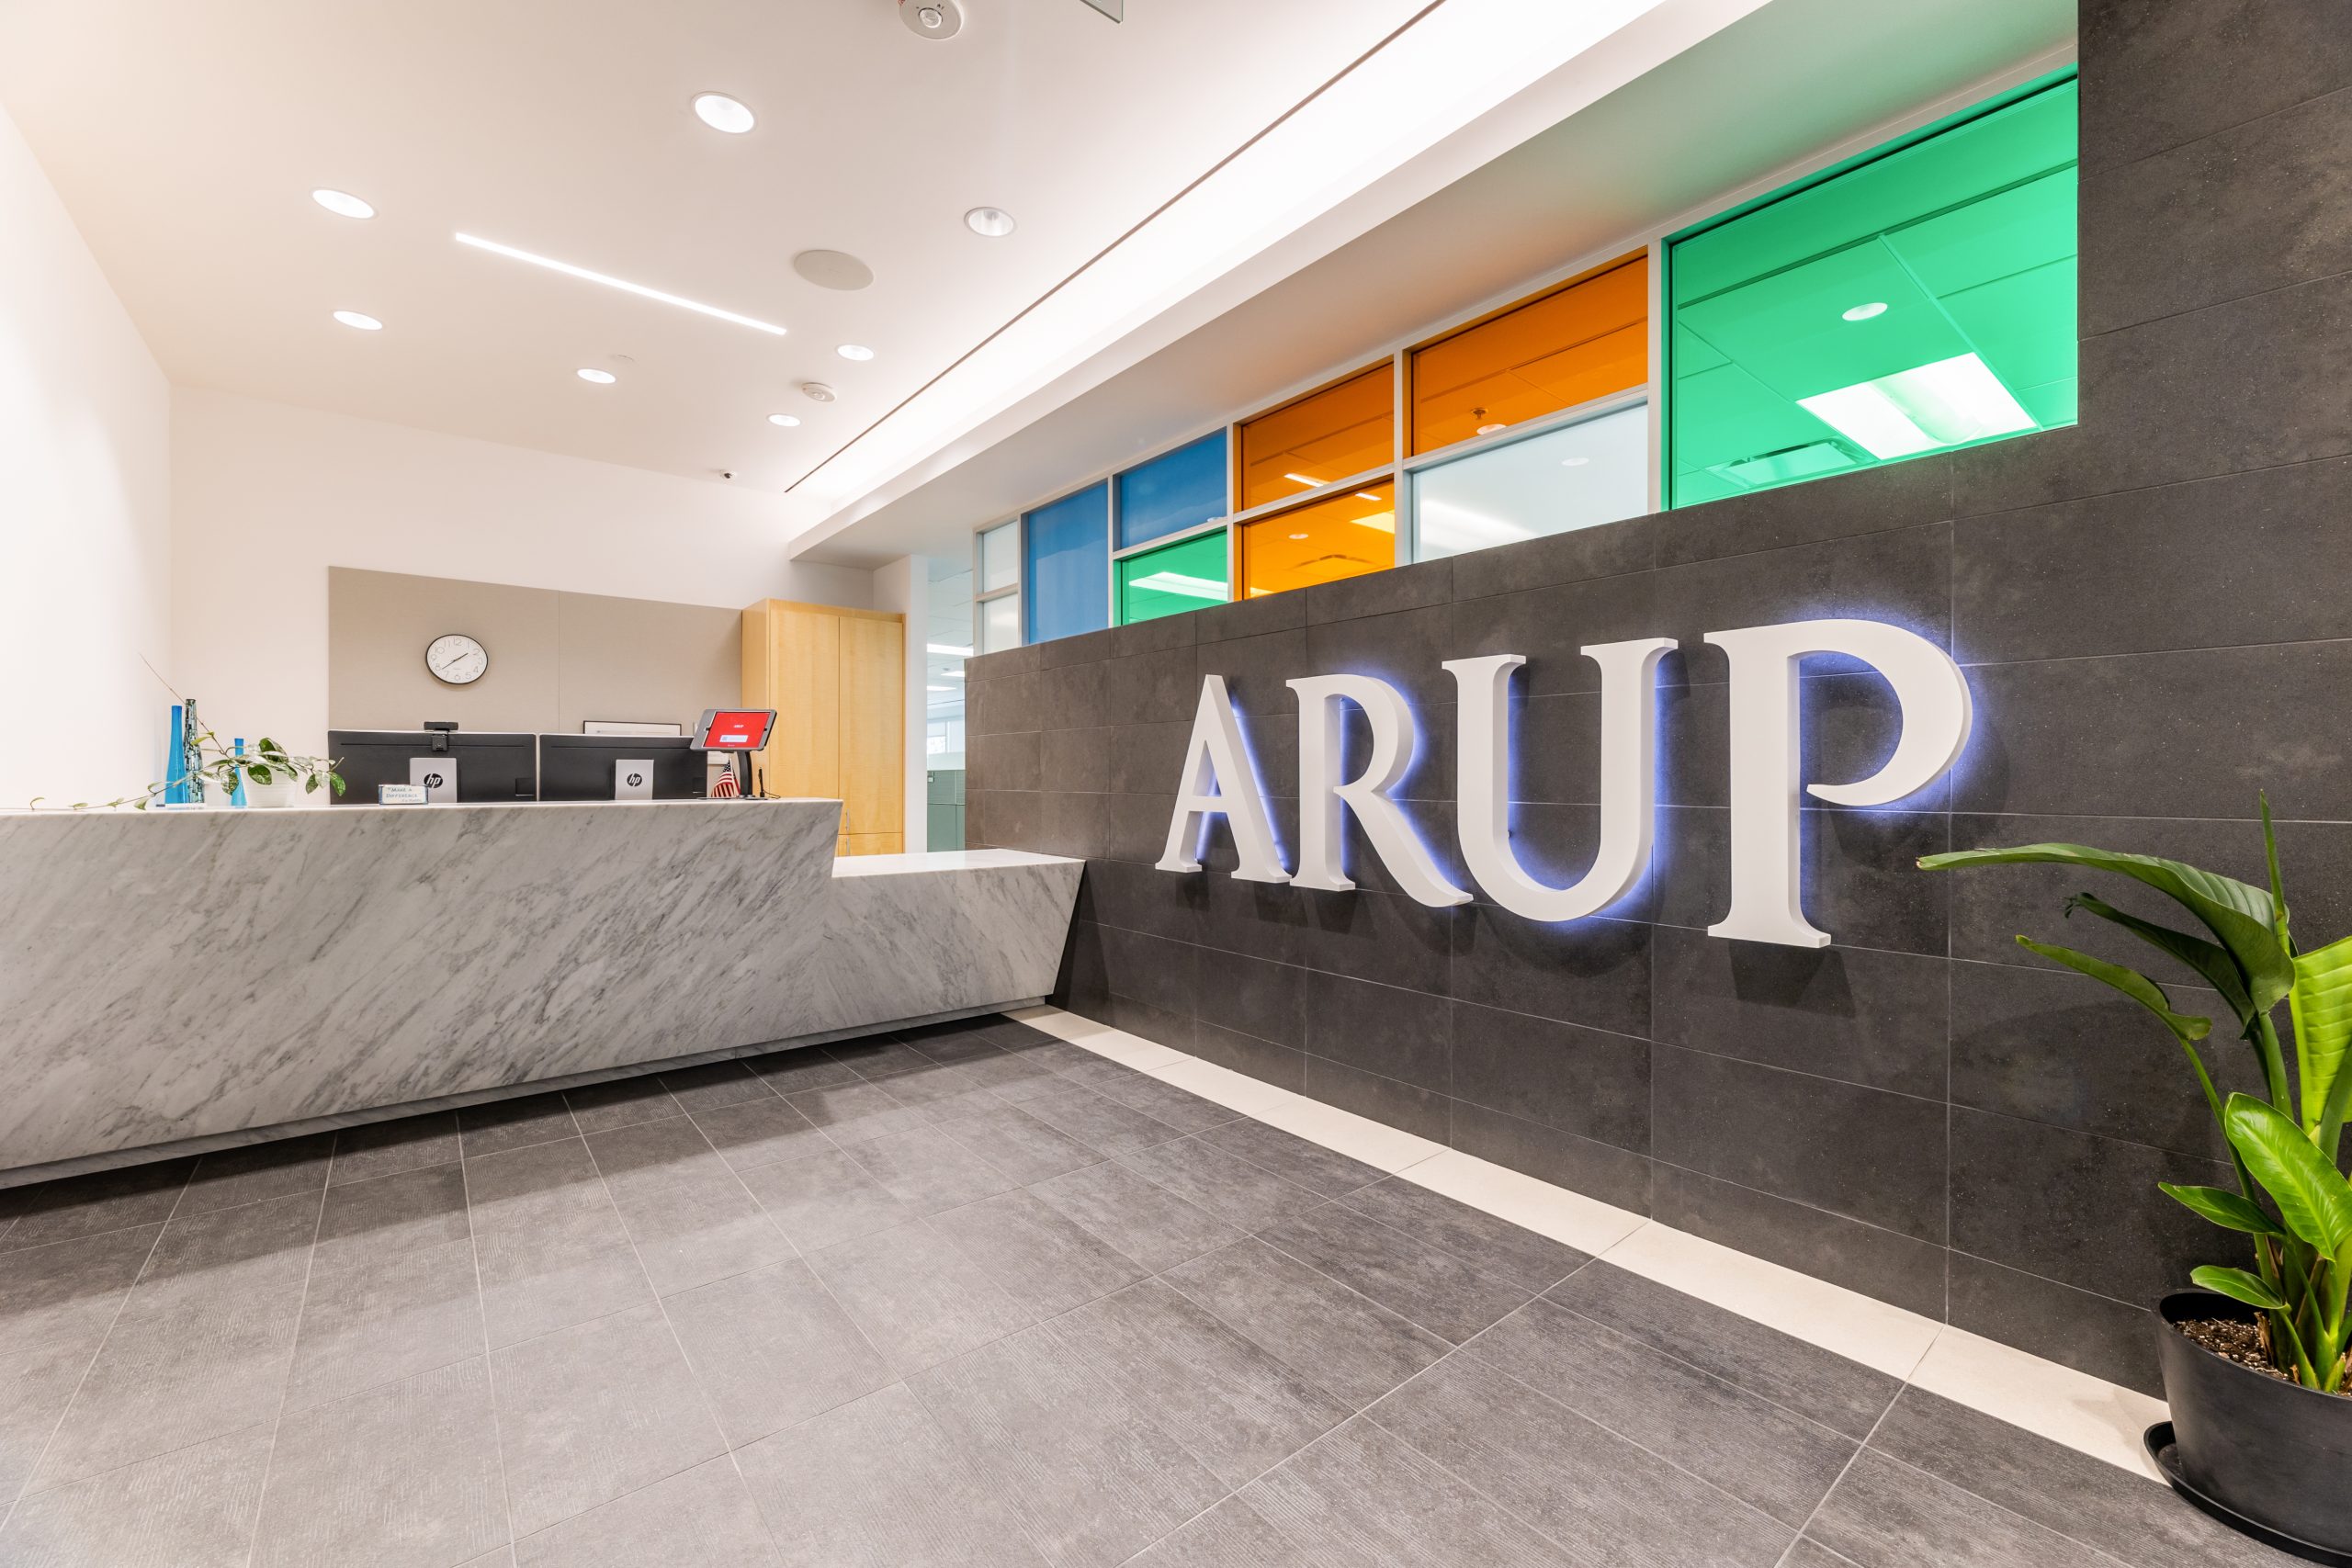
(695, 709, 775, 751)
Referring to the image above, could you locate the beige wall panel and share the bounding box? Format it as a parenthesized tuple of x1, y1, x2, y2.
(553, 590, 739, 734)
(328, 567, 560, 733)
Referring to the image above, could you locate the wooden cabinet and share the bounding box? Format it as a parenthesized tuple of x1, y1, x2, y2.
(740, 600, 904, 855)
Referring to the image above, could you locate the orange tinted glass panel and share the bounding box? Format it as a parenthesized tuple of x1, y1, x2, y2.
(1238, 483, 1396, 598)
(1410, 255, 1648, 453)
(1237, 365, 1394, 510)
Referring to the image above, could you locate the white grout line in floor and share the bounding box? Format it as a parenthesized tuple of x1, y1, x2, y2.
(1009, 1003, 2169, 1480)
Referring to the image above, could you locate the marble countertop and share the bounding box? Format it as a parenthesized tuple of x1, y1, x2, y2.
(0, 798, 1082, 1178)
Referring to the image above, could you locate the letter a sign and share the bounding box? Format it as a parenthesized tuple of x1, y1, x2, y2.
(1158, 618, 1970, 949)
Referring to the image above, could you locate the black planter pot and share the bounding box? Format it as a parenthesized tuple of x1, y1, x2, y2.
(2152, 1289, 2352, 1563)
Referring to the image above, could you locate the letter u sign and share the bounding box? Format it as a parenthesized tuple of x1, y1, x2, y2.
(1156, 618, 1971, 949)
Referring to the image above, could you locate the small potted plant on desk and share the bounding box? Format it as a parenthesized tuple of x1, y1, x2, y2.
(32, 731, 344, 811)
(1923, 801, 2351, 1563)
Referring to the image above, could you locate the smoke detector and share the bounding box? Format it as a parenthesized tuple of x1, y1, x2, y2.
(899, 0, 964, 39)
(801, 382, 838, 403)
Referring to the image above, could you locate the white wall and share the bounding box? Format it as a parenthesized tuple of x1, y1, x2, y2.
(173, 389, 876, 756)
(0, 103, 172, 808)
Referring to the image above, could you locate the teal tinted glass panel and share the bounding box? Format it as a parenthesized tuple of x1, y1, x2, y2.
(1116, 530, 1228, 625)
(1023, 483, 1109, 643)
(1667, 73, 2076, 507)
(1116, 432, 1227, 549)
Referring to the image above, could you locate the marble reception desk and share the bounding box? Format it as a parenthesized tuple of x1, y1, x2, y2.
(0, 800, 1080, 1181)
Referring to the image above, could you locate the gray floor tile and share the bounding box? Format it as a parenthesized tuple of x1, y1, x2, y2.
(784, 1080, 930, 1146)
(597, 1156, 793, 1298)
(933, 1100, 1102, 1185)
(1059, 1063, 1239, 1134)
(895, 1022, 1012, 1066)
(31, 1191, 317, 1489)
(735, 1382, 1046, 1568)
(176, 1134, 334, 1216)
(745, 1045, 865, 1095)
(1467, 1295, 1856, 1529)
(948, 1049, 1067, 1098)
(803, 1217, 1034, 1374)
(871, 1059, 1003, 1108)
(843, 1128, 1020, 1215)
(491, 1301, 726, 1537)
(1118, 1139, 1325, 1233)
(1162, 1239, 1446, 1410)
(514, 1455, 780, 1568)
(582, 1114, 729, 1187)
(1370, 1352, 1794, 1568)
(664, 1259, 892, 1446)
(330, 1112, 460, 1186)
(1259, 1202, 1532, 1344)
(736, 1149, 913, 1252)
(0, 1224, 162, 1504)
(0, 1423, 271, 1568)
(933, 1190, 1146, 1317)
(0, 1158, 193, 1253)
(254, 1356, 508, 1568)
(1867, 1386, 2285, 1568)
(1050, 1278, 1349, 1487)
(658, 1060, 775, 1113)
(824, 1036, 940, 1079)
(1548, 1263, 1901, 1439)
(691, 1097, 831, 1172)
(1127, 1495, 1337, 1568)
(989, 1038, 1103, 1079)
(1336, 1177, 1589, 1292)
(1805, 1449, 2120, 1568)
(463, 1551, 518, 1567)
(910, 1324, 1224, 1568)
(1193, 1120, 1384, 1199)
(1784, 1541, 1861, 1568)
(1029, 1160, 1242, 1274)
(1242, 1416, 1580, 1567)
(285, 1235, 484, 1413)
(316, 1161, 469, 1258)
(460, 1092, 582, 1159)
(563, 1077, 684, 1134)
(1017, 1083, 1185, 1155)
(466, 1138, 650, 1348)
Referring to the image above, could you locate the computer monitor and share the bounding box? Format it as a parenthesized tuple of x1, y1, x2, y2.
(537, 736, 704, 802)
(326, 730, 537, 805)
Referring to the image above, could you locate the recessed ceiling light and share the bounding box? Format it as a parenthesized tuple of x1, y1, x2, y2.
(928, 685, 953, 693)
(453, 232, 786, 335)
(926, 643, 973, 657)
(311, 188, 374, 220)
(332, 310, 382, 331)
(1841, 300, 1888, 321)
(691, 93, 755, 134)
(1560, 457, 1589, 467)
(577, 367, 616, 384)
(768, 413, 801, 427)
(802, 382, 837, 402)
(1288, 532, 1308, 541)
(836, 344, 875, 362)
(965, 207, 1016, 238)
(1476, 423, 1505, 435)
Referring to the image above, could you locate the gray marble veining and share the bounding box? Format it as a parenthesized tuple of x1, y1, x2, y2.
(0, 802, 1080, 1176)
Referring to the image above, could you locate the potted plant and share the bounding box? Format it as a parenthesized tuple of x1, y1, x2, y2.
(32, 727, 345, 811)
(1922, 801, 2351, 1561)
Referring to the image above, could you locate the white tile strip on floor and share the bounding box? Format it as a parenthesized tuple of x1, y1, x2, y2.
(1007, 1003, 2171, 1480)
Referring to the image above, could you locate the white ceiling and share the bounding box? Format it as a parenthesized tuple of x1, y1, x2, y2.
(0, 0, 1432, 493)
(820, 0, 2075, 565)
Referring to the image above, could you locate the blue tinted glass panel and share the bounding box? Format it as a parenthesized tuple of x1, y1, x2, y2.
(1023, 483, 1109, 643)
(1115, 431, 1227, 549)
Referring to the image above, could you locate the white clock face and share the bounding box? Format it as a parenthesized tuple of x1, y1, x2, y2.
(425, 633, 488, 685)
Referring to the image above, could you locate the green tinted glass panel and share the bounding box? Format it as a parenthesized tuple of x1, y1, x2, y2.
(1666, 73, 2077, 507)
(1116, 530, 1228, 625)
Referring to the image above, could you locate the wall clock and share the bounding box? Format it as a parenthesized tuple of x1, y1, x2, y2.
(425, 633, 489, 686)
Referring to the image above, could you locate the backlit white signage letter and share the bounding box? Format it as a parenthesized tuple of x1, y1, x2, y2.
(1706, 619, 1972, 948)
(1156, 675, 1288, 883)
(1286, 673, 1469, 908)
(1445, 638, 1675, 921)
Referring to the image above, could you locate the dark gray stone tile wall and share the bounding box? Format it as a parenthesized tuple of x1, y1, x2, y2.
(966, 0, 2352, 1395)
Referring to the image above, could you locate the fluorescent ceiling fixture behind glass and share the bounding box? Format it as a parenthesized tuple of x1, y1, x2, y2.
(1283, 472, 1323, 489)
(939, 670, 965, 680)
(454, 232, 787, 335)
(787, 0, 1671, 539)
(1128, 571, 1227, 601)
(1418, 499, 1532, 550)
(312, 188, 374, 219)
(1798, 352, 2036, 460)
(1841, 300, 1888, 321)
(926, 642, 972, 657)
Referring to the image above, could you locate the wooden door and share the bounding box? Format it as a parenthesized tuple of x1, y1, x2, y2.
(740, 601, 839, 801)
(836, 612, 903, 842)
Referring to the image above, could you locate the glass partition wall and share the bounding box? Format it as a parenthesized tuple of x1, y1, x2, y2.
(971, 70, 2075, 653)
